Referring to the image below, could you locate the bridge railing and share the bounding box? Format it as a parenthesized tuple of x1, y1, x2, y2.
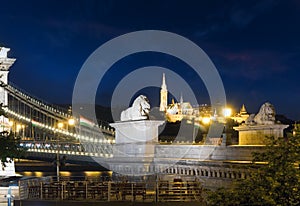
(20, 141, 85, 153)
(20, 140, 114, 158)
(18, 177, 203, 202)
(5, 107, 115, 142)
(18, 176, 52, 200)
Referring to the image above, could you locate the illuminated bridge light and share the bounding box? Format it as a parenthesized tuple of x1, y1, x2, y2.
(5, 93, 113, 157)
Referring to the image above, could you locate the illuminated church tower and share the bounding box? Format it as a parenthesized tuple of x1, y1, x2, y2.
(159, 73, 168, 111)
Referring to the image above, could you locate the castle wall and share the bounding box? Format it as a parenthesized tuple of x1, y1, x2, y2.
(234, 124, 288, 145)
(106, 143, 263, 189)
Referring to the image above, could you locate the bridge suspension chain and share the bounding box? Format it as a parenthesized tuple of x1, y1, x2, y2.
(0, 81, 115, 157)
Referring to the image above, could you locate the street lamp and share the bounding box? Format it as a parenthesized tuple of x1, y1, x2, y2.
(9, 121, 14, 135)
(56, 119, 75, 182)
(8, 121, 13, 127)
(221, 107, 232, 146)
(56, 122, 64, 182)
(57, 122, 64, 129)
(21, 125, 25, 139)
(223, 108, 232, 118)
(201, 116, 211, 125)
(67, 118, 75, 132)
(68, 118, 75, 126)
(16, 124, 21, 133)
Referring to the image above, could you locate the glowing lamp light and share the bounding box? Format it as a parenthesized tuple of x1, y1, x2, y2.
(223, 108, 232, 118)
(9, 121, 14, 127)
(57, 122, 64, 129)
(16, 124, 22, 132)
(68, 118, 75, 126)
(202, 117, 211, 124)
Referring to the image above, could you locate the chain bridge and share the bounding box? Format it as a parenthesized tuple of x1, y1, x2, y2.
(4, 81, 115, 164)
(0, 47, 265, 189)
(0, 47, 116, 166)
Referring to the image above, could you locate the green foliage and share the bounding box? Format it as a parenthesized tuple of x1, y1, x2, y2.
(0, 103, 26, 169)
(0, 131, 26, 169)
(207, 135, 300, 206)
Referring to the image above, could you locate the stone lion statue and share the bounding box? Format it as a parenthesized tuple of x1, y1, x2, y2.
(120, 95, 151, 121)
(246, 102, 276, 125)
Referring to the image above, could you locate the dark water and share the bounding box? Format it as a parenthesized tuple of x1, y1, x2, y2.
(15, 161, 111, 180)
(16, 171, 112, 179)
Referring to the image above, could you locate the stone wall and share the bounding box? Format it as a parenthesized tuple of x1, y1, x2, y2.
(234, 124, 288, 145)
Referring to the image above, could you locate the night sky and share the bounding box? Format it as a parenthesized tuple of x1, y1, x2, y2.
(1, 0, 300, 120)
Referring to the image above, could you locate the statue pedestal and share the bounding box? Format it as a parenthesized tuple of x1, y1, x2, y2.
(234, 124, 288, 145)
(0, 159, 16, 177)
(111, 120, 164, 144)
(234, 102, 289, 145)
(109, 120, 164, 175)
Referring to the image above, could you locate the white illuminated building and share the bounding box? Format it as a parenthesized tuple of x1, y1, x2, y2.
(159, 73, 213, 124)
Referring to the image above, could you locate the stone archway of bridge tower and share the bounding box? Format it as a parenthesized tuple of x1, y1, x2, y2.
(0, 47, 16, 132)
(0, 47, 18, 177)
(0, 47, 15, 106)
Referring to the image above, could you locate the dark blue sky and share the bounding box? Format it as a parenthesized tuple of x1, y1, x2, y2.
(1, 0, 300, 119)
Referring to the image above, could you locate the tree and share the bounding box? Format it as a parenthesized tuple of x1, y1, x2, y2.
(0, 131, 25, 169)
(0, 104, 26, 169)
(206, 135, 300, 205)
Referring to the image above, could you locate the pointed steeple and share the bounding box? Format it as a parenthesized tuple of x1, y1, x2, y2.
(161, 73, 167, 91)
(180, 93, 183, 105)
(160, 73, 168, 111)
(240, 104, 247, 114)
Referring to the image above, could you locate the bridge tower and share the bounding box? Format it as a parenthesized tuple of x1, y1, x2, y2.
(159, 73, 168, 111)
(0, 47, 15, 106)
(0, 47, 16, 174)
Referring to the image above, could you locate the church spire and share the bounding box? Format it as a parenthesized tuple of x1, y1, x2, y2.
(161, 73, 167, 91)
(180, 93, 183, 105)
(160, 73, 168, 111)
